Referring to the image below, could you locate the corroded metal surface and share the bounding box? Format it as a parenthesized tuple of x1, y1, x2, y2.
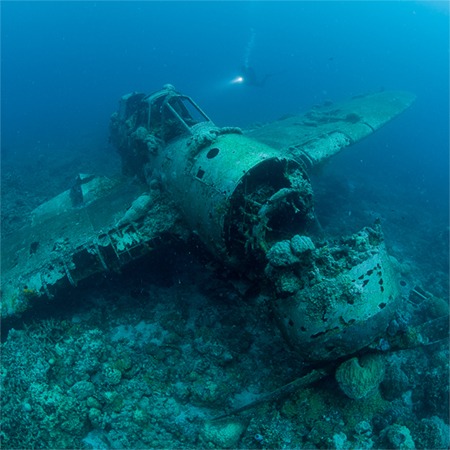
(1, 177, 180, 317)
(247, 91, 416, 168)
(1, 85, 417, 362)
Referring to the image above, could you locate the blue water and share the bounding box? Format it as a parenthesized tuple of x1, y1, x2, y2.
(2, 1, 448, 143)
(1, 3, 449, 448)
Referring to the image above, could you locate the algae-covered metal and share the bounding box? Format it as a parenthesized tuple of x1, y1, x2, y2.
(1, 84, 416, 361)
(247, 91, 416, 169)
(109, 84, 317, 268)
(1, 176, 180, 316)
(265, 225, 403, 360)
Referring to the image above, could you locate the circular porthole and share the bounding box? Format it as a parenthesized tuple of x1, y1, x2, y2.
(206, 147, 220, 159)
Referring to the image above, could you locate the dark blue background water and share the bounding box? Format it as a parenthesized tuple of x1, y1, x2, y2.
(2, 1, 449, 283)
(2, 1, 448, 141)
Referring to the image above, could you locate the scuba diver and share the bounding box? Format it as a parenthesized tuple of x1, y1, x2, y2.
(238, 65, 272, 87)
(231, 29, 271, 88)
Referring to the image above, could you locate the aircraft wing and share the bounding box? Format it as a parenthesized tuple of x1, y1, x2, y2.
(1, 176, 181, 318)
(246, 91, 416, 169)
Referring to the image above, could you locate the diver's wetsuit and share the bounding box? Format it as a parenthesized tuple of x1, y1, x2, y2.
(240, 66, 271, 87)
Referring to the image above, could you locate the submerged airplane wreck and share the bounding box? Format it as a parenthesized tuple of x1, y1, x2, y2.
(1, 85, 418, 361)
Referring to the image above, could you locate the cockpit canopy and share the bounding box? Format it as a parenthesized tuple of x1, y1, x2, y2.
(118, 84, 212, 143)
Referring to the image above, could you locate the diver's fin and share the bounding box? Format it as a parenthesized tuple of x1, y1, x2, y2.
(246, 91, 416, 169)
